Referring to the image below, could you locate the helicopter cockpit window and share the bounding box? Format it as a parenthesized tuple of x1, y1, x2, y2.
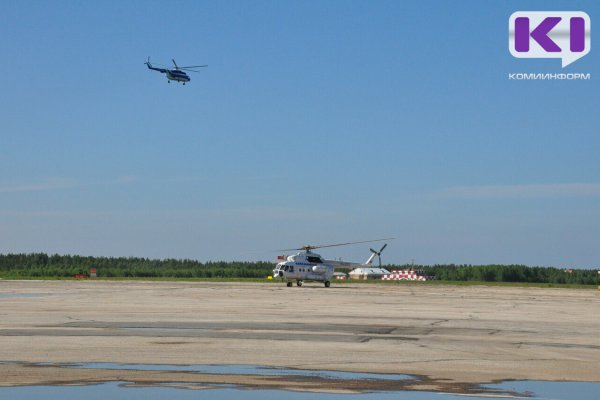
(307, 256, 323, 263)
(283, 265, 289, 271)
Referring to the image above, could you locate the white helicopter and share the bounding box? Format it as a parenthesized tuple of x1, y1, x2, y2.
(273, 239, 393, 287)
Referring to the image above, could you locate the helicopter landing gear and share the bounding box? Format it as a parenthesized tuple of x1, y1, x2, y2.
(286, 282, 293, 287)
(324, 281, 330, 288)
(296, 280, 303, 287)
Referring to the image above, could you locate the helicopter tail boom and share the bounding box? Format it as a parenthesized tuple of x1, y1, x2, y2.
(145, 57, 168, 73)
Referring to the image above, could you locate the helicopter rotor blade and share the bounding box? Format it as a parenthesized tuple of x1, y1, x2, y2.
(278, 246, 312, 252)
(278, 238, 394, 252)
(146, 59, 206, 70)
(179, 67, 206, 73)
(313, 238, 394, 250)
(379, 243, 388, 253)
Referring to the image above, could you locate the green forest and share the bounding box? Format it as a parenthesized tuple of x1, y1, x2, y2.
(0, 253, 273, 279)
(0, 253, 598, 285)
(406, 264, 599, 285)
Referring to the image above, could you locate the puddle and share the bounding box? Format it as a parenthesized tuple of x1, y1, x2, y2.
(1, 362, 598, 399)
(65, 362, 412, 381)
(1, 380, 599, 399)
(485, 380, 599, 400)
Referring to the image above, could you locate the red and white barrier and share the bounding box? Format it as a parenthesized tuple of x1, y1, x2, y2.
(381, 270, 427, 281)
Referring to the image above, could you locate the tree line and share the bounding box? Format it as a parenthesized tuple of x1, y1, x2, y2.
(0, 253, 273, 279)
(0, 253, 598, 285)
(389, 263, 599, 285)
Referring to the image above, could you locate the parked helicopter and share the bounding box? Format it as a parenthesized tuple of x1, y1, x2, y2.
(144, 57, 207, 85)
(273, 239, 393, 287)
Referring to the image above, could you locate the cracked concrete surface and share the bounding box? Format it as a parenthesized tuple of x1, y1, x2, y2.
(0, 280, 599, 389)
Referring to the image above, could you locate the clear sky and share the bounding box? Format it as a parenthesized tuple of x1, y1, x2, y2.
(1, 1, 598, 267)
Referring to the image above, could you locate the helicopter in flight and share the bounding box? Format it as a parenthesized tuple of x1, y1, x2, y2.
(273, 238, 393, 288)
(144, 57, 207, 85)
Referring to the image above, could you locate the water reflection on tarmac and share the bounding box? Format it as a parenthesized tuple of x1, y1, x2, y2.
(1, 381, 599, 400)
(0, 363, 598, 400)
(67, 362, 412, 381)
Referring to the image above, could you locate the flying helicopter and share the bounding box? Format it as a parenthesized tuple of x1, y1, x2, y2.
(273, 238, 393, 288)
(144, 57, 207, 85)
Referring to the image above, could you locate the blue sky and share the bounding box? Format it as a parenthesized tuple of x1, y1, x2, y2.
(0, 1, 598, 267)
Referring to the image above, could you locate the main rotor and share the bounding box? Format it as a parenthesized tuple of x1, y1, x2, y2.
(279, 238, 394, 253)
(171, 58, 208, 71)
(146, 57, 207, 72)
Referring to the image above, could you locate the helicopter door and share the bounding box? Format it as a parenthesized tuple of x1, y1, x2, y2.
(282, 265, 294, 278)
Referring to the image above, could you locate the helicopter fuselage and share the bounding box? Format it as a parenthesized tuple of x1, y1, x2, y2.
(272, 251, 337, 287)
(165, 69, 190, 83)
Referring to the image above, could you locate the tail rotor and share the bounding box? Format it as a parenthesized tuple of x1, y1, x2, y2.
(369, 243, 388, 267)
